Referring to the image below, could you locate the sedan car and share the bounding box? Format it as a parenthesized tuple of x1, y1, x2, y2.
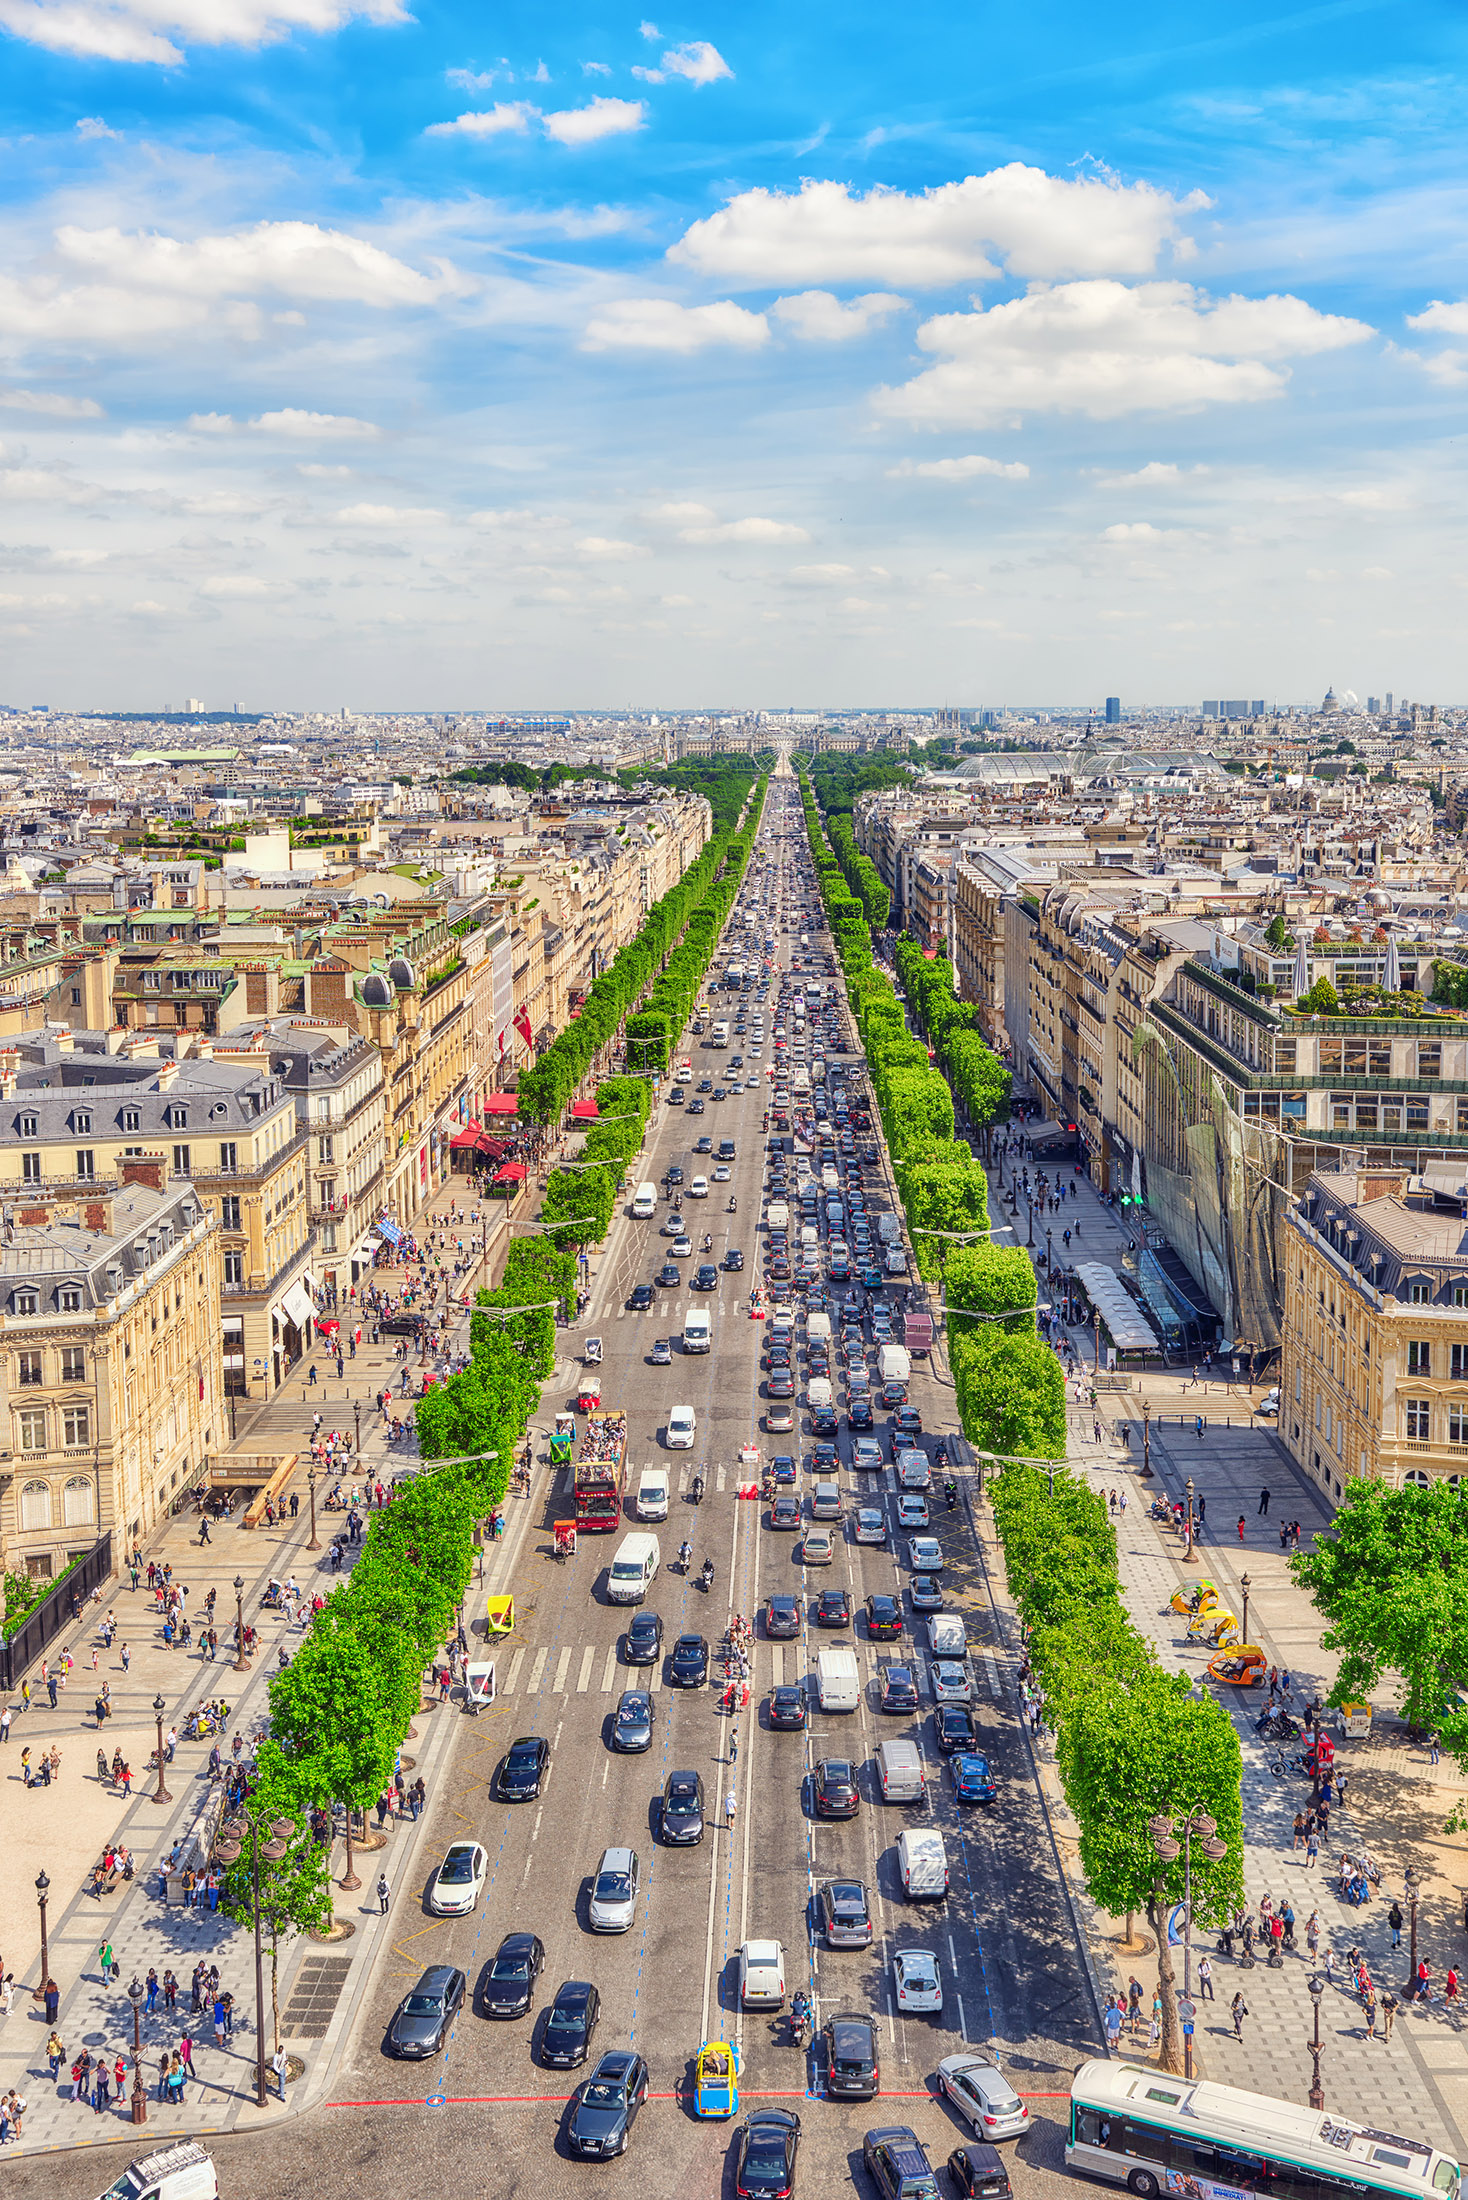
(385, 1964, 466, 2058)
(650, 1336, 672, 1366)
(769, 1684, 807, 1730)
(627, 1283, 654, 1312)
(567, 2049, 649, 2160)
(771, 1452, 797, 1483)
(896, 1493, 930, 1530)
(935, 1703, 978, 1755)
(880, 1665, 920, 1714)
(950, 1752, 998, 1805)
(766, 1402, 795, 1433)
(656, 1261, 682, 1289)
(714, 1164, 732, 1182)
(854, 1437, 884, 1473)
(853, 1507, 887, 1549)
(824, 2010, 880, 2100)
(765, 1592, 801, 1638)
(672, 1235, 694, 1260)
(661, 1768, 705, 1844)
(815, 1587, 852, 1628)
(725, 1248, 745, 1272)
(909, 1536, 944, 1573)
(735, 2108, 801, 2200)
(694, 1135, 714, 1154)
(693, 1263, 719, 1292)
(812, 1756, 860, 1818)
(428, 1840, 487, 1917)
(670, 1633, 710, 1687)
(612, 1690, 655, 1752)
(802, 1525, 835, 1565)
(937, 2053, 1030, 2140)
(847, 1397, 874, 1430)
(625, 1610, 663, 1666)
(932, 1660, 973, 1706)
(866, 1593, 903, 1640)
(479, 1931, 544, 2019)
(541, 1979, 600, 2069)
(820, 1877, 873, 1948)
(894, 1948, 944, 2013)
(893, 1405, 924, 1439)
(499, 1734, 549, 1801)
(687, 1097, 705, 1114)
(767, 1370, 795, 1398)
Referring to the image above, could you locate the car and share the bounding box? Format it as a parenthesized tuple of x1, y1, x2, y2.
(848, 1397, 874, 1430)
(855, 1507, 887, 1546)
(812, 1756, 860, 1818)
(820, 1877, 873, 1948)
(894, 1405, 923, 1439)
(910, 1573, 944, 1611)
(932, 1661, 973, 1706)
(950, 1752, 998, 1804)
(909, 1536, 944, 1572)
(767, 1370, 795, 1397)
(588, 1843, 641, 1933)
(815, 1587, 851, 1629)
(937, 2053, 1030, 2139)
(668, 1404, 697, 1448)
(811, 1405, 838, 1436)
(661, 1768, 706, 1844)
(627, 1284, 654, 1312)
(567, 2048, 649, 2159)
(687, 1097, 705, 1115)
(861, 1264, 885, 1289)
(802, 1525, 835, 1565)
(866, 1593, 903, 1640)
(766, 1403, 795, 1432)
(1256, 1385, 1281, 1418)
(657, 1262, 682, 1288)
(898, 1453, 931, 1491)
(769, 1685, 807, 1730)
(666, 1084, 684, 1104)
(499, 1734, 549, 1800)
(428, 1840, 488, 1916)
(712, 1088, 727, 1102)
(766, 1591, 801, 1637)
(824, 2010, 880, 2100)
(735, 2108, 802, 2200)
(730, 1056, 744, 1071)
(612, 1689, 655, 1752)
(542, 1979, 600, 2068)
(625, 1610, 663, 1666)
(697, 1079, 712, 1094)
(810, 1439, 838, 1473)
(385, 1963, 466, 2058)
(880, 1665, 920, 1714)
(479, 1931, 545, 2019)
(714, 1165, 732, 1182)
(695, 1135, 714, 1154)
(854, 1437, 884, 1474)
(648, 1336, 673, 1370)
(934, 1703, 977, 1754)
(894, 1948, 943, 2013)
(771, 1452, 797, 1483)
(871, 1308, 893, 1339)
(670, 1633, 710, 1686)
(897, 1493, 930, 1530)
(725, 1248, 745, 1272)
(667, 1164, 685, 1183)
(811, 1480, 843, 1521)
(672, 1235, 694, 1259)
(863, 2127, 939, 2200)
(948, 2142, 1014, 2200)
(661, 1215, 684, 1237)
(739, 1938, 786, 2009)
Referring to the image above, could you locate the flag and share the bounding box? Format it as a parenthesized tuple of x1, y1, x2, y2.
(514, 1006, 533, 1050)
(497, 1026, 505, 1057)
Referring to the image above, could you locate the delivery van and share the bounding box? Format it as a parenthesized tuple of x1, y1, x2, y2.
(816, 1646, 860, 1712)
(97, 2145, 218, 2200)
(683, 1307, 712, 1353)
(607, 1531, 661, 1604)
(632, 1182, 658, 1219)
(879, 1343, 912, 1386)
(877, 1738, 926, 1803)
(897, 1827, 950, 1900)
(807, 1376, 834, 1413)
(805, 1311, 832, 1348)
(636, 1469, 670, 1522)
(766, 1200, 790, 1232)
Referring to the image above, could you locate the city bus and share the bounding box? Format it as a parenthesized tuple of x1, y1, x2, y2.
(1067, 2060, 1459, 2200)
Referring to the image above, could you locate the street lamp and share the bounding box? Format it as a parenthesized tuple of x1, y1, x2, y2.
(1141, 1398, 1152, 1478)
(212, 1808, 294, 2108)
(1406, 1862, 1421, 1991)
(1151, 1806, 1228, 2080)
(151, 1693, 171, 1805)
(1306, 1973, 1326, 2108)
(35, 1869, 49, 2002)
(233, 1573, 250, 1673)
(126, 1975, 147, 2125)
(1184, 1475, 1197, 1566)
(306, 1465, 320, 1553)
(1094, 1307, 1102, 1375)
(1240, 1572, 1252, 1642)
(1026, 1198, 1034, 1248)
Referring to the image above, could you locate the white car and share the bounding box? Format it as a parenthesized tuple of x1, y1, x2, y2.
(894, 1948, 944, 2013)
(897, 1452, 931, 1491)
(937, 2052, 1031, 2139)
(428, 1840, 488, 1916)
(802, 1526, 835, 1565)
(714, 1165, 731, 1182)
(739, 1938, 786, 2008)
(667, 1405, 697, 1450)
(689, 1175, 709, 1199)
(588, 1845, 640, 1933)
(909, 1536, 944, 1572)
(1255, 1387, 1281, 1418)
(932, 1660, 973, 1705)
(854, 1507, 887, 1545)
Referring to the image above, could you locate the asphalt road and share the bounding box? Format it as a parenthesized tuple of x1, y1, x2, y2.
(8, 779, 1103, 2200)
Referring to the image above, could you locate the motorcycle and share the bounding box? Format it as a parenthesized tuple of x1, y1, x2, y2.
(691, 1472, 705, 1505)
(789, 1993, 811, 2048)
(699, 1559, 715, 1593)
(727, 1195, 737, 1213)
(945, 1480, 958, 1510)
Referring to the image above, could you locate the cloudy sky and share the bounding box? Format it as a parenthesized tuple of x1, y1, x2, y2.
(0, 0, 1463, 711)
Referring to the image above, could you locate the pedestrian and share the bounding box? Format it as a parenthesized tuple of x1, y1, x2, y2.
(377, 1872, 391, 1916)
(1430, 1732, 1442, 1765)
(164, 1969, 177, 2012)
(99, 1940, 114, 1982)
(43, 1980, 58, 2025)
(729, 1729, 739, 1767)
(1127, 1976, 1143, 2031)
(47, 2031, 65, 2080)
(145, 1967, 159, 2015)
(92, 2062, 109, 2114)
(1382, 1990, 1398, 2040)
(178, 2032, 193, 2079)
(1389, 1900, 1404, 1950)
(120, 1642, 130, 1672)
(19, 1748, 30, 1786)
(1195, 1414, 1204, 1440)
(1293, 1811, 1306, 1851)
(1104, 2001, 1124, 2052)
(1237, 1516, 1246, 1543)
(199, 1519, 210, 1545)
(46, 1671, 57, 1708)
(726, 1786, 738, 1828)
(1231, 1992, 1248, 2040)
(1258, 1488, 1270, 1515)
(1418, 1958, 1434, 2004)
(1306, 1912, 1320, 1958)
(213, 1998, 226, 2050)
(1196, 1493, 1206, 1525)
(273, 2045, 289, 2100)
(1447, 1966, 1460, 2009)
(1365, 1991, 1378, 2040)
(1198, 1955, 1214, 2001)
(0, 1707, 8, 1745)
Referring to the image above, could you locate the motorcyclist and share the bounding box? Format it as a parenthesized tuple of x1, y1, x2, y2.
(691, 1471, 705, 1504)
(728, 1194, 737, 1213)
(945, 1478, 957, 1509)
(700, 1557, 715, 1591)
(678, 1538, 693, 1572)
(703, 1232, 713, 1253)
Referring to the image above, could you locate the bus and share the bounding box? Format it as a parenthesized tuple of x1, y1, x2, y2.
(1067, 2060, 1459, 2200)
(726, 965, 745, 991)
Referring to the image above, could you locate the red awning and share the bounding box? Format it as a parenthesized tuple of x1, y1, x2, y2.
(450, 1126, 487, 1151)
(482, 1093, 519, 1115)
(492, 1161, 528, 1183)
(570, 1099, 599, 1119)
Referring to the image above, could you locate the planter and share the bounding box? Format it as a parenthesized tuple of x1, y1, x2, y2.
(307, 1918, 355, 1944)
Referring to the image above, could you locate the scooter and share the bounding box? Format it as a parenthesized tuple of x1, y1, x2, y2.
(727, 1196, 737, 1213)
(789, 1992, 811, 2048)
(699, 1559, 715, 1593)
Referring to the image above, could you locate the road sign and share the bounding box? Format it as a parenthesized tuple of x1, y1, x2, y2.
(1177, 1997, 1197, 2022)
(1182, 2022, 1195, 2037)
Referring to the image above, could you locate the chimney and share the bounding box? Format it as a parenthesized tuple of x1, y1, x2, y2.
(155, 1059, 179, 1091)
(121, 1153, 167, 1191)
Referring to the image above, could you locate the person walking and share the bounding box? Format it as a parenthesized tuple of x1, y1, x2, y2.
(1306, 1912, 1320, 1959)
(1382, 1990, 1399, 2040)
(1430, 1732, 1442, 1765)
(272, 2045, 289, 2100)
(46, 2031, 65, 2081)
(726, 1786, 738, 1829)
(1293, 1811, 1306, 1851)
(1365, 1990, 1378, 2040)
(1198, 1955, 1214, 2001)
(1104, 2000, 1124, 2053)
(1258, 1488, 1270, 1515)
(144, 1968, 159, 2015)
(1389, 1900, 1404, 1950)
(1231, 1991, 1248, 2041)
(376, 1872, 391, 1916)
(1237, 1516, 1246, 1543)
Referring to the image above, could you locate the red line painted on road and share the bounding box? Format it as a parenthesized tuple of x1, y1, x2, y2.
(327, 2088, 1071, 2111)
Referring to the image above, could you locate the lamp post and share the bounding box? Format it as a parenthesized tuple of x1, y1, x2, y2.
(353, 1399, 361, 1462)
(1046, 1226, 1053, 1280)
(126, 1975, 147, 2125)
(1152, 1806, 1228, 2080)
(306, 1465, 320, 1553)
(233, 1573, 250, 1673)
(1305, 1972, 1327, 2108)
(151, 1693, 171, 1805)
(35, 1869, 49, 2002)
(1026, 1198, 1034, 1248)
(1406, 1862, 1421, 1992)
(212, 1809, 294, 2108)
(1240, 1572, 1252, 1643)
(1094, 1307, 1102, 1375)
(1141, 1397, 1152, 1478)
(1184, 1475, 1197, 1565)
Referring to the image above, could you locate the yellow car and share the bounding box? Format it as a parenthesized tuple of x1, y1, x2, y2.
(694, 2040, 741, 2119)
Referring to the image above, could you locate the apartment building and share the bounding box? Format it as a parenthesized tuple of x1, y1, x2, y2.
(0, 1178, 224, 1585)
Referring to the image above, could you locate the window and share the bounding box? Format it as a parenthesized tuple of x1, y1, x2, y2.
(166, 1103, 187, 1129)
(17, 1409, 46, 1453)
(1409, 1340, 1432, 1376)
(1453, 1344, 1468, 1379)
(19, 1478, 49, 1528)
(1406, 1097, 1430, 1130)
(173, 1145, 191, 1176)
(224, 1250, 244, 1286)
(318, 1135, 334, 1164)
(220, 1195, 240, 1231)
(58, 1286, 82, 1313)
(70, 987, 81, 1006)
(1405, 1467, 1432, 1488)
(1406, 1398, 1432, 1440)
(1449, 1406, 1468, 1445)
(60, 1345, 85, 1382)
(75, 1151, 94, 1181)
(1419, 1042, 1443, 1079)
(20, 1151, 41, 1183)
(72, 1109, 91, 1134)
(13, 1289, 37, 1316)
(1410, 1281, 1434, 1304)
(122, 1107, 140, 1132)
(18, 1112, 37, 1137)
(219, 1141, 237, 1174)
(63, 1474, 93, 1525)
(62, 1406, 90, 1447)
(16, 1350, 41, 1385)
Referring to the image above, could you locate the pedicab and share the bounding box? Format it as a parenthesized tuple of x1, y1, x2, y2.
(549, 1413, 575, 1468)
(1208, 1643, 1267, 1688)
(576, 1369, 602, 1414)
(1170, 1579, 1220, 1617)
(553, 1520, 577, 1562)
(694, 2039, 742, 2119)
(1340, 1703, 1373, 1742)
(485, 1594, 515, 1636)
(583, 1335, 604, 1366)
(1193, 1608, 1241, 1647)
(463, 1661, 498, 1713)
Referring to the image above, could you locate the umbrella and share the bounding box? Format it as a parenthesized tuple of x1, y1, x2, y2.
(1384, 934, 1401, 994)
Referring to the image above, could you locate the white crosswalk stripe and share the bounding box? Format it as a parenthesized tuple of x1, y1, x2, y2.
(526, 1647, 548, 1694)
(505, 1648, 526, 1693)
(771, 1644, 784, 1688)
(552, 1647, 572, 1694)
(577, 1646, 596, 1693)
(600, 1645, 618, 1693)
(983, 1651, 1003, 1700)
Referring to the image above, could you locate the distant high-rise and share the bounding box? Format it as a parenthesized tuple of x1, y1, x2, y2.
(1386, 691, 1394, 714)
(1104, 697, 1121, 724)
(1250, 701, 1266, 718)
(1202, 700, 1219, 718)
(1221, 699, 1248, 719)
(1367, 696, 1380, 714)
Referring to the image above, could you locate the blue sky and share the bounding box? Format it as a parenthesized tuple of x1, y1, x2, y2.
(0, 0, 1464, 710)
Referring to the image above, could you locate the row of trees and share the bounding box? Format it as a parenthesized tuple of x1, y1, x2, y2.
(826, 812, 891, 931)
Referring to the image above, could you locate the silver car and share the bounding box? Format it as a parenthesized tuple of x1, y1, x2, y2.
(932, 1661, 973, 1705)
(937, 2051, 1030, 2138)
(588, 1845, 640, 1933)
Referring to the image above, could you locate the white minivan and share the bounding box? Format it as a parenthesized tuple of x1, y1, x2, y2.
(632, 1182, 658, 1219)
(897, 1827, 950, 1900)
(666, 1404, 697, 1449)
(636, 1469, 670, 1521)
(689, 1174, 709, 1199)
(607, 1532, 661, 1604)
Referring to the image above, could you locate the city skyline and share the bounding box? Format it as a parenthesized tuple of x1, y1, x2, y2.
(0, 0, 1463, 705)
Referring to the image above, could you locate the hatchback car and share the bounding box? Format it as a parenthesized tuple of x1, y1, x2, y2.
(894, 1405, 924, 1439)
(898, 1453, 931, 1491)
(815, 1586, 851, 1628)
(935, 1703, 978, 1755)
(623, 1610, 663, 1665)
(950, 1752, 998, 1805)
(735, 2109, 802, 2200)
(863, 2127, 938, 2200)
(937, 2053, 1030, 2140)
(428, 1840, 488, 1917)
(567, 2048, 649, 2160)
(771, 1452, 797, 1483)
(588, 1844, 640, 1932)
(802, 1525, 835, 1565)
(770, 1493, 801, 1532)
(866, 1593, 903, 1640)
(813, 1757, 860, 1818)
(542, 1980, 600, 2068)
(894, 1948, 944, 2013)
(769, 1685, 807, 1730)
(766, 1592, 801, 1637)
(948, 2143, 1015, 2200)
(670, 1633, 710, 1687)
(909, 1536, 944, 1572)
(811, 1480, 843, 1520)
(766, 1402, 795, 1433)
(854, 1437, 884, 1473)
(386, 1964, 466, 2058)
(854, 1507, 887, 1546)
(910, 1573, 944, 1611)
(672, 1235, 694, 1259)
(932, 1661, 973, 1706)
(694, 1263, 719, 1291)
(627, 1283, 654, 1312)
(479, 1931, 544, 2019)
(848, 1396, 874, 1430)
(656, 1261, 682, 1289)
(612, 1689, 655, 1752)
(661, 1768, 705, 1845)
(725, 1248, 745, 1272)
(880, 1665, 920, 1714)
(896, 1493, 930, 1530)
(499, 1734, 549, 1800)
(650, 1336, 672, 1366)
(824, 2010, 880, 2100)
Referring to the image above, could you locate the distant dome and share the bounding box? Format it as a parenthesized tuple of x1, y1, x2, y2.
(1321, 687, 1340, 712)
(361, 972, 393, 1009)
(388, 956, 416, 990)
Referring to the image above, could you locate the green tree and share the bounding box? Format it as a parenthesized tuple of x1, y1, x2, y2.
(944, 1243, 1037, 1335)
(216, 1744, 333, 2052)
(951, 1327, 1065, 1459)
(268, 1612, 401, 1888)
(1295, 976, 1339, 1015)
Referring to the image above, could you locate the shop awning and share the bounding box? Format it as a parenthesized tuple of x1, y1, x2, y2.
(1073, 1262, 1162, 1355)
(570, 1099, 599, 1120)
(492, 1161, 528, 1184)
(450, 1125, 489, 1151)
(483, 1093, 519, 1116)
(281, 1277, 316, 1333)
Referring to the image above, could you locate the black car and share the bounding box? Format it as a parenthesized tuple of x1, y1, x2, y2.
(760, 1591, 801, 1640)
(880, 1666, 920, 1715)
(768, 1371, 795, 1397)
(657, 1262, 682, 1288)
(480, 1932, 544, 2019)
(813, 1757, 860, 1818)
(893, 1405, 923, 1438)
(935, 1704, 978, 1755)
(810, 1440, 838, 1474)
(625, 1611, 663, 1666)
(694, 1264, 719, 1291)
(949, 2144, 1013, 2200)
(725, 1248, 745, 1271)
(499, 1734, 549, 1800)
(612, 1689, 655, 1751)
(815, 1587, 851, 1628)
(688, 1098, 705, 1115)
(628, 1283, 655, 1311)
(811, 1405, 838, 1436)
(385, 1964, 466, 2058)
(719, 1140, 737, 1160)
(667, 1164, 685, 1182)
(864, 2127, 937, 2200)
(661, 1768, 705, 1844)
(866, 1594, 903, 1640)
(735, 2108, 801, 2199)
(824, 2010, 880, 2099)
(567, 2048, 649, 2160)
(848, 1398, 874, 1430)
(542, 1979, 600, 2068)
(670, 1633, 709, 1687)
(769, 1684, 807, 1730)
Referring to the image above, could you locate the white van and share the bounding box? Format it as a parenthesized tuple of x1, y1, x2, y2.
(766, 1199, 790, 1232)
(816, 1645, 860, 1712)
(897, 1827, 950, 1900)
(801, 1223, 819, 1251)
(98, 2146, 218, 2200)
(928, 1613, 967, 1658)
(666, 1404, 697, 1449)
(689, 1175, 709, 1199)
(632, 1182, 658, 1219)
(607, 1531, 661, 1603)
(878, 1737, 926, 1803)
(806, 1312, 832, 1348)
(683, 1307, 712, 1353)
(636, 1469, 670, 1522)
(807, 1376, 833, 1414)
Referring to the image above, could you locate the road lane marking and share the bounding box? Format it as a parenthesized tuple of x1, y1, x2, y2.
(526, 1648, 548, 1694)
(600, 1646, 617, 1692)
(648, 1659, 662, 1692)
(504, 1649, 525, 1693)
(552, 1647, 571, 1694)
(716, 1464, 727, 1491)
(576, 1646, 595, 1692)
(772, 1643, 784, 1688)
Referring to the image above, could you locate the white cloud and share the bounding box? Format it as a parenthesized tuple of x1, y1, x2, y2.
(252, 408, 380, 439)
(543, 97, 646, 146)
(334, 503, 446, 526)
(426, 103, 538, 139)
(581, 58, 611, 75)
(886, 453, 1029, 481)
(679, 515, 809, 544)
(789, 562, 856, 581)
(188, 412, 237, 433)
(75, 116, 119, 139)
(875, 280, 1374, 428)
(639, 17, 659, 36)
(197, 575, 291, 597)
(1407, 300, 1468, 336)
(771, 289, 907, 342)
(582, 298, 768, 353)
(670, 164, 1209, 289)
(575, 535, 650, 559)
(1416, 351, 1468, 386)
(660, 39, 731, 84)
(1101, 521, 1177, 542)
(298, 462, 354, 477)
(445, 66, 494, 92)
(0, 387, 103, 418)
(0, 0, 407, 67)
(650, 500, 716, 524)
(54, 219, 456, 306)
(1095, 460, 1210, 487)
(630, 65, 663, 82)
(0, 466, 97, 503)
